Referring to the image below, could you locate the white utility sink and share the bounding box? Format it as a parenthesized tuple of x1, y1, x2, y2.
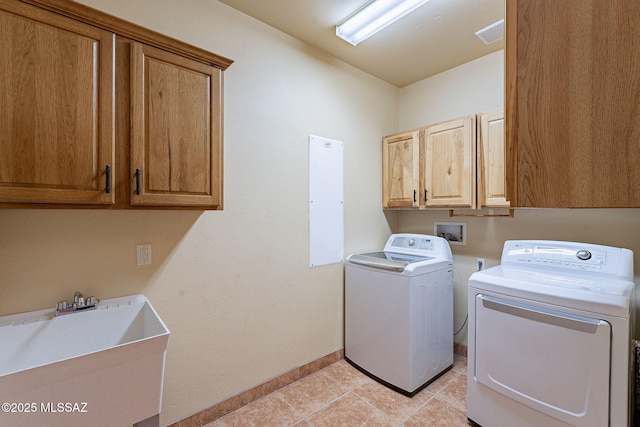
(0, 294, 170, 427)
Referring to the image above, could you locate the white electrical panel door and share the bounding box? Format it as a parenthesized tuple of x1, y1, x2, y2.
(309, 135, 343, 267)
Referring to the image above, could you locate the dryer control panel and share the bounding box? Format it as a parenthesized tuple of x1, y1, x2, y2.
(501, 240, 633, 280)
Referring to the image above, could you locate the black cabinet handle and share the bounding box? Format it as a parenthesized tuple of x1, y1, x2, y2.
(413, 189, 417, 203)
(105, 165, 111, 194)
(424, 188, 427, 202)
(135, 168, 141, 195)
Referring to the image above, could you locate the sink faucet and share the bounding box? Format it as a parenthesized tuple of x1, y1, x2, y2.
(56, 291, 99, 316)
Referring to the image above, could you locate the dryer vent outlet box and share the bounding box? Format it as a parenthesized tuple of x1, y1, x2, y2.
(434, 222, 466, 246)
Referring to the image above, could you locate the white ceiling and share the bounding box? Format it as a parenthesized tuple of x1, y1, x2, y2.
(217, 0, 505, 88)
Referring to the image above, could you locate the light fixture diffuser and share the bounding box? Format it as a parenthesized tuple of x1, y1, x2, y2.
(475, 19, 505, 45)
(336, 0, 431, 46)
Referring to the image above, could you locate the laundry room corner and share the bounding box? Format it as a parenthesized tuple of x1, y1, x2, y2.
(397, 208, 640, 351)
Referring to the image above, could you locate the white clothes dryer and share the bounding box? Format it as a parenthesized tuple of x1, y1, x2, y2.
(345, 233, 453, 396)
(468, 240, 635, 427)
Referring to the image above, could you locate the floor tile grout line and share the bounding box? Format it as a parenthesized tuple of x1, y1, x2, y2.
(432, 394, 467, 415)
(397, 393, 438, 425)
(352, 391, 405, 427)
(272, 390, 307, 426)
(318, 368, 355, 391)
(319, 364, 399, 423)
(291, 366, 401, 426)
(276, 369, 355, 425)
(214, 357, 469, 427)
(399, 368, 466, 424)
(299, 369, 366, 425)
(318, 362, 373, 392)
(430, 370, 465, 396)
(298, 389, 352, 423)
(323, 361, 464, 426)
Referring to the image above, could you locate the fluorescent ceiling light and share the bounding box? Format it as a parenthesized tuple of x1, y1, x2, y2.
(336, 0, 432, 46)
(475, 19, 505, 45)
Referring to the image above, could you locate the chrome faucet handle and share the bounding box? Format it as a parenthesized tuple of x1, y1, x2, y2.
(56, 292, 97, 316)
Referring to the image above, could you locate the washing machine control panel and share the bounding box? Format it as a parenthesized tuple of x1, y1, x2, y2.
(381, 234, 453, 261)
(389, 235, 434, 251)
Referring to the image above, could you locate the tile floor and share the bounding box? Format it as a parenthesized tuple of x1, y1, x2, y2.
(206, 354, 470, 427)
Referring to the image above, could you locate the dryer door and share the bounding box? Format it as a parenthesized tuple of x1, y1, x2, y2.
(474, 294, 610, 427)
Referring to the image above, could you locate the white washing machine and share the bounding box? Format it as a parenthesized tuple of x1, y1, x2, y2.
(345, 233, 453, 396)
(468, 240, 635, 427)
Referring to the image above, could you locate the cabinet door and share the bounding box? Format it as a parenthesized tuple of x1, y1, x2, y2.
(423, 116, 475, 208)
(477, 109, 509, 209)
(131, 42, 222, 208)
(506, 0, 640, 207)
(0, 2, 115, 204)
(382, 131, 420, 209)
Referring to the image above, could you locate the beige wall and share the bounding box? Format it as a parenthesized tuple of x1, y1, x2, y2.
(399, 50, 504, 129)
(0, 0, 398, 424)
(397, 51, 640, 346)
(2, 3, 637, 425)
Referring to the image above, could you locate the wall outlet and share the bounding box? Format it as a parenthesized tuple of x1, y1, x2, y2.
(477, 258, 485, 271)
(136, 244, 152, 266)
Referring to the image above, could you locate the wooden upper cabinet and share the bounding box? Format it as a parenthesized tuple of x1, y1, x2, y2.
(506, 0, 640, 207)
(382, 131, 419, 209)
(477, 109, 509, 209)
(0, 1, 114, 204)
(130, 42, 222, 207)
(382, 115, 482, 211)
(422, 116, 475, 208)
(0, 0, 232, 209)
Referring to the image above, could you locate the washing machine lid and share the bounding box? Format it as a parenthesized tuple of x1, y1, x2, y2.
(346, 233, 453, 274)
(347, 251, 434, 272)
